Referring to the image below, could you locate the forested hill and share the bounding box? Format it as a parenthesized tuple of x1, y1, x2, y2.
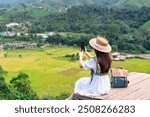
(38, 5, 149, 53)
(0, 5, 150, 53)
(0, 1, 150, 53)
(0, 0, 150, 9)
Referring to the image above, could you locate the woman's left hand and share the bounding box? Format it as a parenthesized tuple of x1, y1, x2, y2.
(79, 51, 84, 68)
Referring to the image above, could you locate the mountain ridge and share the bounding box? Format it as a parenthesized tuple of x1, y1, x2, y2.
(0, 0, 150, 9)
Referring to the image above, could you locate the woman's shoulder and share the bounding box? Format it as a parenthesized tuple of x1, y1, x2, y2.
(85, 57, 97, 69)
(89, 57, 97, 63)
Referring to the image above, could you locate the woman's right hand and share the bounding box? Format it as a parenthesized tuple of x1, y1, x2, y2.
(84, 46, 88, 54)
(79, 51, 83, 57)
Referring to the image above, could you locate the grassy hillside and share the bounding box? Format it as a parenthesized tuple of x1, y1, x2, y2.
(0, 0, 149, 21)
(0, 47, 150, 97)
(0, 11, 11, 23)
(1, 0, 150, 9)
(26, 0, 150, 8)
(30, 8, 53, 18)
(0, 7, 54, 22)
(114, 0, 150, 8)
(126, 0, 150, 8)
(140, 20, 150, 31)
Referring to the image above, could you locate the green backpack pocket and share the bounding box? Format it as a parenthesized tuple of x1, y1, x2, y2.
(111, 68, 129, 88)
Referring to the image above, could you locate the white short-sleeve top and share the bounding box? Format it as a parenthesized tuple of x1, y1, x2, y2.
(74, 57, 111, 96)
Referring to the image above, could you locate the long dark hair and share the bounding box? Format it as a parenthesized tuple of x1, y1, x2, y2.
(94, 49, 112, 74)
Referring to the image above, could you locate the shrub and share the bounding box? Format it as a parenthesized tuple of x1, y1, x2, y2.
(55, 92, 70, 100)
(0, 76, 15, 100)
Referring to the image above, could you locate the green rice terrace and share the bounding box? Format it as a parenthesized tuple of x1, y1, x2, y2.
(0, 46, 150, 98)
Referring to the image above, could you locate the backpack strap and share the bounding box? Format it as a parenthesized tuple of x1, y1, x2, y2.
(93, 57, 101, 75)
(89, 57, 101, 84)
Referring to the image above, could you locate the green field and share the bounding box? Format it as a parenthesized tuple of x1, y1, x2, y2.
(0, 12, 10, 22)
(140, 20, 150, 31)
(31, 9, 52, 18)
(0, 47, 150, 98)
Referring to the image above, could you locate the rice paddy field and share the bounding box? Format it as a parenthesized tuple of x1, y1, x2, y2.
(0, 46, 150, 98)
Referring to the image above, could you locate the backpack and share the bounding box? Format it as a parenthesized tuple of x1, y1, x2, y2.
(111, 68, 129, 88)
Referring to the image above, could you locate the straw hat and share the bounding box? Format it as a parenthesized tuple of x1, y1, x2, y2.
(89, 36, 111, 53)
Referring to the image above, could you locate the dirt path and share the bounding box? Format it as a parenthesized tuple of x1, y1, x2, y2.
(127, 54, 150, 59)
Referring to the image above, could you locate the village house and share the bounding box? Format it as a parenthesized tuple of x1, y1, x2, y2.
(3, 42, 37, 49)
(112, 52, 126, 61)
(2, 32, 16, 38)
(126, 54, 134, 59)
(48, 32, 55, 36)
(6, 23, 20, 28)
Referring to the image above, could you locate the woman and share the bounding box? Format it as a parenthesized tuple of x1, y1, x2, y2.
(67, 36, 112, 99)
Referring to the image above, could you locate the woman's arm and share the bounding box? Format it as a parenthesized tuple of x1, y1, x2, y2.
(84, 47, 93, 58)
(79, 47, 93, 68)
(84, 51, 93, 58)
(79, 52, 84, 68)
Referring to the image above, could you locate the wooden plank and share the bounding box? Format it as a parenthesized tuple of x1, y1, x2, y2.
(136, 90, 150, 100)
(96, 73, 148, 100)
(108, 74, 150, 99)
(128, 72, 147, 81)
(107, 74, 150, 99)
(123, 80, 150, 100)
(72, 72, 150, 100)
(124, 76, 150, 100)
(72, 93, 102, 100)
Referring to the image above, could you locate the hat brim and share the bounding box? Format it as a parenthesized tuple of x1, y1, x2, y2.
(89, 38, 112, 53)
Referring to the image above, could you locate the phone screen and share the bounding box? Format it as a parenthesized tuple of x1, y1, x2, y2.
(80, 42, 85, 52)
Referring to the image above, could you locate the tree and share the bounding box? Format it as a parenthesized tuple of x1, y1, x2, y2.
(0, 23, 6, 32)
(10, 73, 38, 100)
(112, 45, 118, 52)
(0, 66, 15, 99)
(0, 66, 7, 77)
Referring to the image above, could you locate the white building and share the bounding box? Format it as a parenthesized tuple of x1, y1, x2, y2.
(6, 23, 20, 28)
(2, 32, 16, 37)
(48, 32, 55, 36)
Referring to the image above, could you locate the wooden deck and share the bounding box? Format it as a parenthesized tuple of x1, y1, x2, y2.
(72, 72, 150, 100)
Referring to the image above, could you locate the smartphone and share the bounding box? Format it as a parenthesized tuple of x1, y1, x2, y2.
(80, 41, 85, 52)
